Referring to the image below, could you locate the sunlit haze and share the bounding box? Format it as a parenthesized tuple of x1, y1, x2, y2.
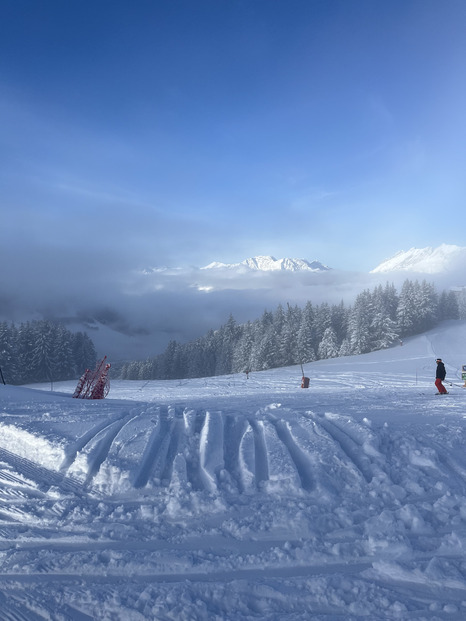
(1, 0, 466, 355)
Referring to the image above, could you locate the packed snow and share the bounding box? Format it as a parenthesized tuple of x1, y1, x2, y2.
(1, 321, 466, 619)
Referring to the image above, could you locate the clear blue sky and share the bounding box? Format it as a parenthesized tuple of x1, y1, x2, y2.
(1, 0, 466, 282)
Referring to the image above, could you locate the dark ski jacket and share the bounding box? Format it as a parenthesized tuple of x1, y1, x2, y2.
(436, 361, 446, 380)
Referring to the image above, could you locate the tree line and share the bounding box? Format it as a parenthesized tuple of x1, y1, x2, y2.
(0, 320, 97, 385)
(119, 280, 462, 381)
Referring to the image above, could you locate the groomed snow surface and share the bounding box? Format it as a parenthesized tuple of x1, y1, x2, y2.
(2, 322, 466, 620)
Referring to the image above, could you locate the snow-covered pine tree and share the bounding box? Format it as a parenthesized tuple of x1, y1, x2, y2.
(396, 280, 417, 337)
(183, 339, 202, 378)
(53, 323, 74, 380)
(232, 321, 255, 373)
(160, 340, 179, 379)
(15, 322, 35, 383)
(438, 290, 460, 320)
(382, 282, 399, 320)
(296, 301, 316, 364)
(370, 312, 399, 350)
(318, 326, 339, 359)
(280, 304, 301, 367)
(369, 284, 400, 349)
(72, 331, 97, 377)
(348, 290, 373, 354)
(30, 321, 57, 382)
(215, 314, 239, 375)
(313, 303, 331, 355)
(0, 322, 16, 384)
(338, 337, 352, 357)
(330, 301, 348, 347)
(125, 360, 142, 380)
(414, 280, 438, 333)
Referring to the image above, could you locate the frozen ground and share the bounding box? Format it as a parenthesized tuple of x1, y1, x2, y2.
(1, 321, 466, 620)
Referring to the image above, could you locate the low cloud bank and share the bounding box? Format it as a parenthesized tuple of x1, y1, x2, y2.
(1, 261, 464, 361)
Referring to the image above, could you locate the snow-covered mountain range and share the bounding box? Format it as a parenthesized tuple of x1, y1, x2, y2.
(371, 244, 466, 274)
(204, 255, 330, 272)
(146, 246, 466, 276)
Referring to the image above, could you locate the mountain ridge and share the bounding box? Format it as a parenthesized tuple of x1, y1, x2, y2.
(202, 255, 331, 272)
(370, 244, 466, 274)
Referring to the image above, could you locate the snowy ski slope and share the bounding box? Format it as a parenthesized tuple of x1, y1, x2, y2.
(1, 321, 466, 619)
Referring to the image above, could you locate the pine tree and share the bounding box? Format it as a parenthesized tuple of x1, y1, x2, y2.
(330, 301, 348, 346)
(232, 322, 254, 373)
(339, 338, 352, 357)
(370, 284, 400, 349)
(53, 323, 74, 380)
(125, 361, 141, 380)
(396, 280, 417, 337)
(456, 289, 466, 320)
(274, 305, 288, 366)
(0, 323, 15, 383)
(72, 332, 97, 376)
(415, 280, 438, 333)
(438, 290, 459, 320)
(16, 322, 36, 383)
(348, 290, 373, 354)
(313, 303, 331, 355)
(297, 302, 316, 364)
(202, 330, 218, 377)
(255, 332, 277, 370)
(383, 282, 399, 320)
(30, 321, 57, 382)
(248, 311, 272, 370)
(280, 304, 301, 367)
(371, 312, 399, 350)
(318, 327, 339, 359)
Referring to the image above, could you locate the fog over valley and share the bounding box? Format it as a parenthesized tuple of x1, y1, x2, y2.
(2, 247, 466, 361)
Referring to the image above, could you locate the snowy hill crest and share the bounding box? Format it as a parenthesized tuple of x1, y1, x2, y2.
(371, 244, 466, 274)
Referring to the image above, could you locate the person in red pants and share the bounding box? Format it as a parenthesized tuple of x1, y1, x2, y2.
(435, 358, 448, 394)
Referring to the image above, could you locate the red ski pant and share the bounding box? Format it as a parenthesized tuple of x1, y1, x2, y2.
(435, 378, 448, 394)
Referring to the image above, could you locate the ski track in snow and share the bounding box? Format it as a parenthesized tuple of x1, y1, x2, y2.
(1, 324, 466, 619)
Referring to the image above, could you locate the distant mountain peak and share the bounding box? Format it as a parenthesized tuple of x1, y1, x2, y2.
(202, 255, 331, 272)
(370, 244, 466, 274)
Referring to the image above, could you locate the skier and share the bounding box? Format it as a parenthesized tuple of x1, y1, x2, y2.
(435, 358, 448, 394)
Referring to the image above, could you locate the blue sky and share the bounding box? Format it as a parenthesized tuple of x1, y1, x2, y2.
(1, 0, 466, 292)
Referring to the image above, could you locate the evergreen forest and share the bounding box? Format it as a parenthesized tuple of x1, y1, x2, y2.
(1, 280, 463, 386)
(120, 280, 462, 381)
(0, 320, 97, 385)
